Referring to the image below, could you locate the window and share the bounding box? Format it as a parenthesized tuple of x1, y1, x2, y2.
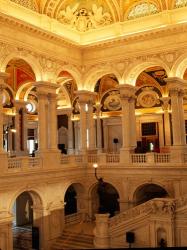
(127, 2, 159, 20)
(175, 0, 187, 8)
(142, 122, 157, 136)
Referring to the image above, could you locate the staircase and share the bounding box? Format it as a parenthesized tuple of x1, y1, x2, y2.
(51, 223, 94, 249)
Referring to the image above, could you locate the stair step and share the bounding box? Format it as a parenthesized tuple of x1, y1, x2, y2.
(52, 229, 94, 250)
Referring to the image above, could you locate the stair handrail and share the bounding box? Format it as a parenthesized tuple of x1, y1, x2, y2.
(109, 197, 175, 229)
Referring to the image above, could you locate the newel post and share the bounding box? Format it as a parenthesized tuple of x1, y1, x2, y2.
(93, 213, 110, 248)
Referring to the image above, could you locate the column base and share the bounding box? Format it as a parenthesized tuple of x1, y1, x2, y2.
(120, 147, 132, 164)
(36, 149, 61, 168)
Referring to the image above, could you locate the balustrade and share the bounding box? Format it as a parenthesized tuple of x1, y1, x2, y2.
(106, 154, 120, 163)
(131, 154, 147, 163)
(65, 212, 83, 226)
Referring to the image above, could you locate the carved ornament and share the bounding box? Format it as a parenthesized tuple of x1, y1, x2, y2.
(57, 3, 112, 32)
(136, 87, 160, 108)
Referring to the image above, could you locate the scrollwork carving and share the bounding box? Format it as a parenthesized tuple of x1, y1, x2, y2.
(57, 3, 112, 32)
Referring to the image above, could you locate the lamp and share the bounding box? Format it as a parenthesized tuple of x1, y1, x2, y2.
(93, 163, 99, 181)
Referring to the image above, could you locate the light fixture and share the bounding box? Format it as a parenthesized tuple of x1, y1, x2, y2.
(93, 163, 99, 181)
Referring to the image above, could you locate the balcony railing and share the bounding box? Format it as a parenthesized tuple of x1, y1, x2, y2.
(8, 157, 41, 171)
(131, 153, 171, 164)
(1, 150, 186, 174)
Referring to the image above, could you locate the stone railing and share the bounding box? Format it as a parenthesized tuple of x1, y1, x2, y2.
(8, 157, 41, 171)
(88, 154, 98, 163)
(154, 153, 170, 163)
(65, 212, 83, 226)
(8, 157, 22, 169)
(131, 153, 147, 163)
(109, 198, 175, 228)
(131, 153, 171, 164)
(106, 154, 120, 163)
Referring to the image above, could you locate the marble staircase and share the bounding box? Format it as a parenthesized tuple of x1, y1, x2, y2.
(51, 222, 95, 250)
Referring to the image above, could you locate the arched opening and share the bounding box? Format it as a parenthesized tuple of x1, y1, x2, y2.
(64, 185, 77, 216)
(157, 228, 167, 247)
(4, 58, 37, 156)
(91, 181, 120, 218)
(12, 190, 43, 250)
(94, 74, 121, 152)
(135, 66, 168, 153)
(134, 183, 169, 206)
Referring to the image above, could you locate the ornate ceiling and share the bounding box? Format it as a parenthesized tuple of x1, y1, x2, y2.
(9, 0, 187, 32)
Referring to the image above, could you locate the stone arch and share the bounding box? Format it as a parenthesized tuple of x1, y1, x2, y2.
(55, 66, 82, 89)
(9, 187, 44, 213)
(171, 53, 187, 78)
(56, 85, 72, 108)
(83, 66, 122, 91)
(132, 182, 170, 205)
(9, 187, 45, 249)
(15, 82, 34, 101)
(0, 53, 42, 81)
(63, 182, 86, 215)
(88, 180, 120, 218)
(123, 60, 171, 86)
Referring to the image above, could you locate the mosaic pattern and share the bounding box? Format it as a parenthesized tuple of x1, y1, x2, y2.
(127, 2, 159, 20)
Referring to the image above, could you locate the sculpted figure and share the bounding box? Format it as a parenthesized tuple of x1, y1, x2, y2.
(58, 3, 79, 27)
(89, 4, 112, 28)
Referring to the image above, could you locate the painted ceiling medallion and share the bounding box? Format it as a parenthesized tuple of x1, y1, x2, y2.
(57, 3, 112, 32)
(137, 87, 160, 108)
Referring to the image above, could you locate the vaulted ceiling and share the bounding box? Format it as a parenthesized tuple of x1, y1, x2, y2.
(9, 0, 186, 32)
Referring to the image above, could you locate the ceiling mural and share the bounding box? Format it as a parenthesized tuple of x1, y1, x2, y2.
(136, 66, 167, 90)
(7, 0, 184, 32)
(5, 59, 35, 91)
(94, 74, 118, 97)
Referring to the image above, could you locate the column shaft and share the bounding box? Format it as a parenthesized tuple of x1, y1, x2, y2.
(129, 97, 136, 148)
(170, 91, 183, 145)
(79, 102, 87, 152)
(88, 104, 95, 150)
(0, 85, 4, 153)
(38, 93, 47, 151)
(67, 113, 74, 154)
(48, 94, 58, 150)
(121, 97, 130, 148)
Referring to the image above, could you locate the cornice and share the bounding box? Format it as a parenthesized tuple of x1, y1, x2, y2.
(1, 9, 187, 52)
(83, 22, 187, 49)
(0, 11, 81, 49)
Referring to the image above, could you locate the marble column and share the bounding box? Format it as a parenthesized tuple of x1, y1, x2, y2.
(35, 81, 59, 154)
(129, 96, 137, 149)
(48, 93, 58, 150)
(0, 72, 8, 154)
(95, 104, 102, 152)
(37, 91, 48, 151)
(118, 84, 137, 163)
(166, 77, 187, 162)
(160, 97, 171, 146)
(22, 106, 28, 153)
(67, 111, 74, 154)
(166, 78, 186, 146)
(76, 90, 97, 153)
(79, 101, 87, 152)
(14, 101, 22, 153)
(87, 102, 95, 150)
